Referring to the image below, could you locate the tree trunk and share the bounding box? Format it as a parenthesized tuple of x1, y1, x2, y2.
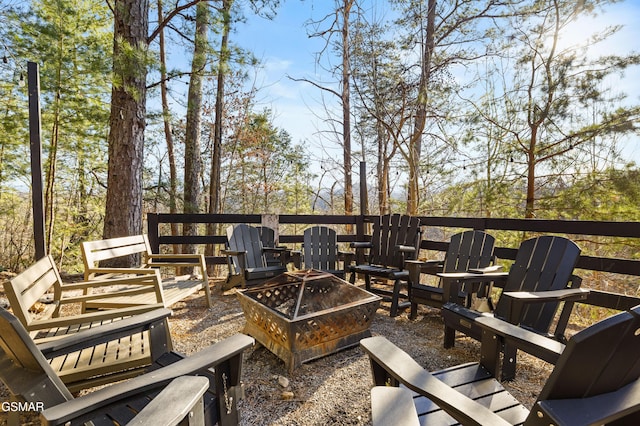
(342, 0, 354, 225)
(407, 0, 436, 215)
(103, 0, 148, 266)
(157, 0, 179, 254)
(206, 0, 231, 263)
(183, 1, 209, 255)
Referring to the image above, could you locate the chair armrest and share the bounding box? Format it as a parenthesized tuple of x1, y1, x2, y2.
(502, 288, 590, 324)
(221, 249, 246, 256)
(535, 378, 640, 425)
(128, 376, 210, 426)
(371, 387, 420, 426)
(37, 308, 172, 357)
(475, 316, 564, 364)
(263, 246, 287, 253)
(27, 304, 165, 333)
(350, 242, 372, 249)
(360, 336, 511, 426)
(396, 245, 416, 253)
(405, 259, 443, 281)
(437, 271, 508, 281)
(468, 265, 504, 274)
(339, 251, 355, 261)
(40, 333, 255, 425)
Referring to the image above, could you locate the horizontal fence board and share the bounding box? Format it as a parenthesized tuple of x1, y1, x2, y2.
(147, 214, 640, 277)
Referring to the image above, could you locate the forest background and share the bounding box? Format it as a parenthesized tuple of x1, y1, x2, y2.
(0, 0, 639, 274)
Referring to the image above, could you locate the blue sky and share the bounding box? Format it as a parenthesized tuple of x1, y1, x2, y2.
(231, 0, 640, 169)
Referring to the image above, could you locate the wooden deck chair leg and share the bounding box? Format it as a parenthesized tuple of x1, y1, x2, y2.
(364, 275, 372, 292)
(390, 279, 410, 318)
(480, 327, 501, 378)
(214, 350, 245, 426)
(501, 343, 518, 381)
(444, 324, 456, 348)
(409, 301, 418, 320)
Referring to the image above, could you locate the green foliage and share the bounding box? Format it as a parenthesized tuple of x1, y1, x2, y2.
(222, 109, 314, 214)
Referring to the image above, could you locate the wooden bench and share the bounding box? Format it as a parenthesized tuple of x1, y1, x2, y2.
(4, 254, 165, 343)
(81, 234, 212, 308)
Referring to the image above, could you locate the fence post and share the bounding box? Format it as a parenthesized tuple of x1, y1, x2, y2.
(28, 61, 46, 261)
(147, 213, 160, 253)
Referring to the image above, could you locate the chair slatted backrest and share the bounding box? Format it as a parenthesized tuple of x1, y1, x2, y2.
(303, 226, 338, 272)
(257, 226, 281, 266)
(226, 224, 266, 270)
(442, 231, 495, 273)
(0, 309, 73, 407)
(494, 236, 581, 333)
(369, 214, 421, 269)
(5, 255, 63, 329)
(534, 305, 640, 405)
(256, 226, 276, 249)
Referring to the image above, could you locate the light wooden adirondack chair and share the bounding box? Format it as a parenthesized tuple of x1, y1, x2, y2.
(363, 304, 640, 426)
(0, 307, 254, 426)
(348, 214, 422, 317)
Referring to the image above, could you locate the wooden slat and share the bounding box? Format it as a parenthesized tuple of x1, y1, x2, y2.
(84, 279, 205, 309)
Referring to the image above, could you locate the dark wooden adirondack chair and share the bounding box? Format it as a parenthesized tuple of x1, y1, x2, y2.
(441, 235, 588, 380)
(41, 376, 211, 426)
(222, 224, 287, 290)
(256, 225, 283, 267)
(0, 307, 254, 426)
(348, 214, 422, 317)
(302, 226, 345, 278)
(363, 305, 640, 425)
(408, 230, 498, 318)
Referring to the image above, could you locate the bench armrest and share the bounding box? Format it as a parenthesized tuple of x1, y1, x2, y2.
(147, 253, 203, 260)
(86, 267, 160, 276)
(27, 304, 165, 334)
(37, 308, 172, 357)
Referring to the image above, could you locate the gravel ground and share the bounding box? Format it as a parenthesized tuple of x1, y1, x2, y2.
(166, 280, 549, 426)
(1, 277, 552, 425)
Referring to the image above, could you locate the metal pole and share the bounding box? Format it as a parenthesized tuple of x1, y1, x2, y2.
(28, 61, 46, 260)
(359, 161, 368, 215)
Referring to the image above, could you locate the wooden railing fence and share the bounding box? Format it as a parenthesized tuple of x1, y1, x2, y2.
(147, 213, 640, 310)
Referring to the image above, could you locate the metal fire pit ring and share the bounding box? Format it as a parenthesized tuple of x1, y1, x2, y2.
(237, 269, 381, 372)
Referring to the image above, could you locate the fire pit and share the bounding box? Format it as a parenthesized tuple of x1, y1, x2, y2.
(237, 270, 381, 372)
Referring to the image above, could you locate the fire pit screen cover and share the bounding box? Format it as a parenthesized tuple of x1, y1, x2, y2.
(237, 269, 381, 371)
